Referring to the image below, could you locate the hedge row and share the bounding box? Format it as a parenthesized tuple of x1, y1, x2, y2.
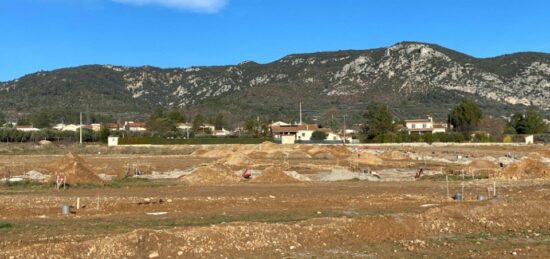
(118, 137, 272, 145)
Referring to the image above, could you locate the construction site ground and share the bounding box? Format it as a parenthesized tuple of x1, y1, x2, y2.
(0, 143, 549, 258)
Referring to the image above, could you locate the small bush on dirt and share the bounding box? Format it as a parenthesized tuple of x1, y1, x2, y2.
(0, 222, 13, 229)
(420, 174, 489, 181)
(3, 180, 48, 189)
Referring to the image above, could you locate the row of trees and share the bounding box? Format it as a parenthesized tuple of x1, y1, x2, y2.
(0, 128, 100, 143)
(145, 109, 230, 136)
(362, 99, 548, 143)
(0, 110, 113, 129)
(145, 108, 274, 138)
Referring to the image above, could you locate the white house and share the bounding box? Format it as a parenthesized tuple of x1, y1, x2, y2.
(270, 121, 290, 127)
(270, 123, 319, 139)
(196, 124, 215, 133)
(125, 121, 147, 132)
(53, 124, 82, 132)
(295, 129, 351, 142)
(15, 125, 40, 132)
(213, 128, 232, 136)
(177, 123, 192, 130)
(90, 123, 101, 132)
(404, 117, 447, 134)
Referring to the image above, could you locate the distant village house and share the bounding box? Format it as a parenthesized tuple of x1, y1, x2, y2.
(15, 125, 40, 132)
(404, 116, 447, 134)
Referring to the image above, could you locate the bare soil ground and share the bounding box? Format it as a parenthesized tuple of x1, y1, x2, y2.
(0, 143, 549, 258)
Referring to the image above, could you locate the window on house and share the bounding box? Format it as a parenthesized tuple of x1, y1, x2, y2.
(302, 133, 305, 137)
(422, 124, 426, 128)
(412, 124, 416, 129)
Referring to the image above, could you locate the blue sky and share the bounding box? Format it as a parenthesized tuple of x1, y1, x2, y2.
(1, 0, 549, 81)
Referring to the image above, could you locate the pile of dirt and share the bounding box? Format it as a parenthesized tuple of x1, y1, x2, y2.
(312, 152, 336, 160)
(180, 164, 241, 185)
(353, 153, 383, 166)
(247, 151, 267, 159)
(251, 166, 301, 184)
(466, 160, 500, 172)
(541, 150, 550, 158)
(50, 153, 104, 185)
(499, 158, 550, 180)
(286, 150, 311, 159)
(192, 148, 235, 158)
(24, 170, 50, 182)
(380, 150, 408, 160)
(318, 167, 380, 182)
(0, 166, 11, 179)
(256, 141, 281, 151)
(265, 151, 287, 159)
(303, 145, 351, 158)
(219, 153, 252, 167)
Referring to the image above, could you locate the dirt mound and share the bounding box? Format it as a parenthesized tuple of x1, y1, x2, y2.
(265, 151, 287, 159)
(251, 166, 301, 184)
(219, 153, 252, 167)
(329, 145, 352, 157)
(180, 164, 241, 185)
(353, 153, 383, 166)
(192, 148, 234, 158)
(304, 145, 350, 158)
(312, 152, 336, 160)
(541, 150, 550, 158)
(191, 146, 235, 158)
(258, 141, 278, 150)
(499, 158, 550, 179)
(286, 150, 311, 159)
(247, 151, 267, 159)
(0, 166, 11, 179)
(50, 153, 104, 185)
(467, 160, 499, 172)
(381, 150, 408, 160)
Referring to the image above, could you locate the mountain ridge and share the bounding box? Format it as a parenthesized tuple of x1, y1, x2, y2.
(1, 42, 548, 123)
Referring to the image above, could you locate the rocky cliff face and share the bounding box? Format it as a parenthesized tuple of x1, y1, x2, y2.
(1, 42, 548, 120)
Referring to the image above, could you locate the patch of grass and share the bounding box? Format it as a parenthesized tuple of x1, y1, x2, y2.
(1, 180, 50, 190)
(0, 222, 13, 229)
(421, 174, 489, 181)
(68, 178, 167, 189)
(2, 209, 400, 240)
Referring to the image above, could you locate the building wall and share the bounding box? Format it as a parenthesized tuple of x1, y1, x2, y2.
(405, 121, 433, 130)
(108, 137, 119, 147)
(281, 135, 295, 144)
(296, 130, 313, 141)
(129, 127, 147, 132)
(432, 128, 446, 133)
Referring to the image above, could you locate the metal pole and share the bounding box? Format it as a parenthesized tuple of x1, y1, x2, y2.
(79, 112, 83, 145)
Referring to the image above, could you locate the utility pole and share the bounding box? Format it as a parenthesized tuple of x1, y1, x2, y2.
(79, 112, 83, 145)
(344, 115, 347, 145)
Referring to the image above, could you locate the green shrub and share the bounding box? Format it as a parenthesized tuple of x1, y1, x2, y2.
(0, 222, 13, 229)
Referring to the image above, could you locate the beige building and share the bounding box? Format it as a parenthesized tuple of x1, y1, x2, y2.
(405, 117, 447, 134)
